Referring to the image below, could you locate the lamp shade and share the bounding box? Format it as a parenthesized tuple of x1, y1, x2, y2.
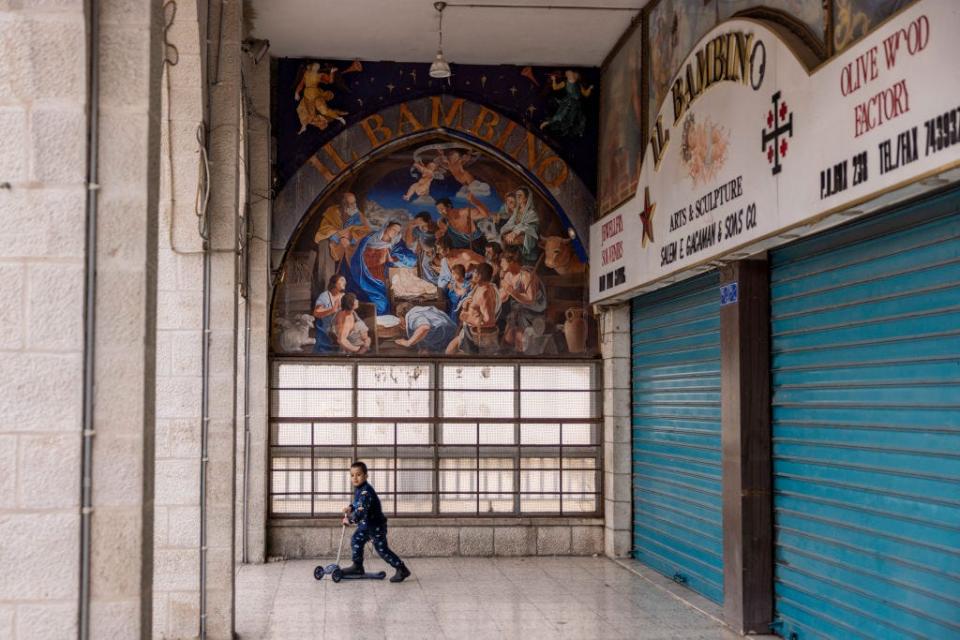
(429, 51, 451, 78)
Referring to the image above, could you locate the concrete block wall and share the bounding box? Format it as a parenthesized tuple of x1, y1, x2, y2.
(0, 1, 162, 637)
(601, 305, 633, 558)
(268, 519, 605, 560)
(0, 0, 87, 630)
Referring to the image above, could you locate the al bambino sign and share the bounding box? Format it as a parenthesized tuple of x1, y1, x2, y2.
(591, 0, 960, 303)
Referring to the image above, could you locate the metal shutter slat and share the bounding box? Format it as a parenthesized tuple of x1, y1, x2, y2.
(771, 190, 960, 639)
(631, 271, 723, 605)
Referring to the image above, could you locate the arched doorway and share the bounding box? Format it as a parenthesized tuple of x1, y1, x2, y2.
(265, 109, 602, 539)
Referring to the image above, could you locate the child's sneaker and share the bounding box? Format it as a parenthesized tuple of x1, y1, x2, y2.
(389, 563, 411, 583)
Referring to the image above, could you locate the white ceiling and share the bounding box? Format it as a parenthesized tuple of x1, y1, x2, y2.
(247, 0, 647, 67)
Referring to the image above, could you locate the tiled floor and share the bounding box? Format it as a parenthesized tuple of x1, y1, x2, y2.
(236, 556, 759, 639)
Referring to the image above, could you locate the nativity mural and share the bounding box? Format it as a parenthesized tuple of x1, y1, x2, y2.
(598, 20, 643, 215)
(833, 0, 915, 52)
(272, 135, 597, 358)
(646, 0, 719, 136)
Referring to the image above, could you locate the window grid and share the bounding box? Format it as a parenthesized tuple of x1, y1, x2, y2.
(269, 361, 602, 518)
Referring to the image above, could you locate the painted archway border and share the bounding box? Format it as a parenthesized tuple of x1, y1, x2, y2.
(272, 96, 597, 269)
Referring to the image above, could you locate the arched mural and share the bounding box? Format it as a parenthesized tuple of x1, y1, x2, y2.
(272, 132, 597, 357)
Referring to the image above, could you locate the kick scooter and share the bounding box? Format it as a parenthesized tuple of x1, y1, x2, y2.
(313, 521, 386, 582)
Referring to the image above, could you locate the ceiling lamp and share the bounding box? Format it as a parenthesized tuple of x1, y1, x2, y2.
(429, 2, 452, 79)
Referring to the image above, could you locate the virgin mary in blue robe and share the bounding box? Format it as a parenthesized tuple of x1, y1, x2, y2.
(346, 224, 417, 315)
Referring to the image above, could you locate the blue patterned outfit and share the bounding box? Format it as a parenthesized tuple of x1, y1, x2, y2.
(348, 481, 403, 568)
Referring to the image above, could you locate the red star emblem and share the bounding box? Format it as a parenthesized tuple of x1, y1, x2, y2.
(639, 186, 656, 247)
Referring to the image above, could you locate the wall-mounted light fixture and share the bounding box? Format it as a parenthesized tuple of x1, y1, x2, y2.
(429, 2, 452, 79)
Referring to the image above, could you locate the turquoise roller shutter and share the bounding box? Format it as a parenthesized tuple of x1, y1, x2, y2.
(770, 190, 960, 640)
(631, 270, 723, 604)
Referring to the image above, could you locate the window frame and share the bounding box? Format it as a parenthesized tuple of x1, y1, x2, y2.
(268, 358, 603, 519)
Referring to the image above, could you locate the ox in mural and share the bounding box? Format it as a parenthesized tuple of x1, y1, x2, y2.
(272, 136, 597, 358)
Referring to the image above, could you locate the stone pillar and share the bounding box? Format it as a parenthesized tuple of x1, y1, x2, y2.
(0, 3, 88, 637)
(720, 260, 773, 634)
(600, 304, 632, 558)
(88, 2, 164, 636)
(203, 1, 243, 636)
(0, 0, 163, 637)
(153, 0, 207, 636)
(238, 46, 271, 565)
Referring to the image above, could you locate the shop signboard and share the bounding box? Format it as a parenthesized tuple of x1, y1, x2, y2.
(591, 0, 960, 303)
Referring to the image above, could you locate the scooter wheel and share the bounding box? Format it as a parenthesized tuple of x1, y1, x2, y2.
(331, 568, 343, 583)
(314, 566, 325, 581)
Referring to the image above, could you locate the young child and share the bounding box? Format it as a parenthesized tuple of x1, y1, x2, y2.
(446, 264, 472, 324)
(331, 293, 371, 354)
(402, 159, 440, 201)
(341, 461, 411, 582)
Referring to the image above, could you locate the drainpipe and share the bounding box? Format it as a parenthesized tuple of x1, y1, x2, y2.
(241, 217, 251, 564)
(79, 0, 101, 638)
(241, 159, 252, 565)
(239, 65, 254, 565)
(198, 0, 219, 634)
(199, 226, 211, 640)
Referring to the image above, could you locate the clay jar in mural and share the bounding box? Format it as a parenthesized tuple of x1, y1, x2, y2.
(271, 135, 597, 359)
(562, 307, 589, 354)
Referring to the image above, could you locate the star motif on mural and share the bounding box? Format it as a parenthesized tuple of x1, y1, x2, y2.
(639, 187, 656, 247)
(509, 86, 518, 98)
(386, 83, 395, 96)
(409, 70, 417, 83)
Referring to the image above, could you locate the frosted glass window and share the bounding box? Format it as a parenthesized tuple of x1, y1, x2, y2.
(443, 365, 513, 389)
(276, 363, 352, 388)
(270, 361, 600, 517)
(521, 365, 593, 390)
(271, 389, 351, 418)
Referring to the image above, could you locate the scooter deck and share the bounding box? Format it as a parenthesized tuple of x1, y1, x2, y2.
(339, 571, 387, 580)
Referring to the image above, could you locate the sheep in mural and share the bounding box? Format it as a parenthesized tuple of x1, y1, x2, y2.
(475, 216, 501, 244)
(540, 235, 586, 275)
(275, 313, 316, 352)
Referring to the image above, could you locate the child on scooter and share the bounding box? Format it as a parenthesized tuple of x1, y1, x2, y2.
(341, 461, 411, 582)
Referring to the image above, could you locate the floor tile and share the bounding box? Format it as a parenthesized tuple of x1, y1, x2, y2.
(237, 556, 747, 640)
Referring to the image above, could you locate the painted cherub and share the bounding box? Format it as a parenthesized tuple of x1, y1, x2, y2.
(402, 157, 441, 202)
(294, 63, 348, 134)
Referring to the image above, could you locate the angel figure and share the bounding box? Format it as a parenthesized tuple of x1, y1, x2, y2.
(402, 157, 442, 202)
(540, 69, 594, 138)
(294, 63, 348, 134)
(442, 148, 477, 186)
